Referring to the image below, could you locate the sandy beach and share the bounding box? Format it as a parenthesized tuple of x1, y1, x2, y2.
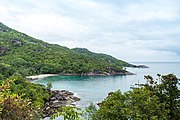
(26, 74, 59, 80)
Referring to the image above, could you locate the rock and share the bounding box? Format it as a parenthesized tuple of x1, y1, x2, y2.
(50, 97, 56, 101)
(60, 90, 66, 92)
(97, 102, 102, 106)
(70, 103, 76, 106)
(51, 100, 66, 108)
(81, 67, 134, 76)
(69, 98, 75, 103)
(136, 65, 149, 68)
(56, 95, 64, 100)
(45, 107, 50, 111)
(66, 91, 74, 96)
(0, 46, 9, 56)
(72, 96, 80, 101)
(43, 89, 80, 118)
(52, 100, 61, 104)
(62, 96, 67, 100)
(60, 70, 134, 76)
(11, 39, 23, 47)
(128, 64, 149, 68)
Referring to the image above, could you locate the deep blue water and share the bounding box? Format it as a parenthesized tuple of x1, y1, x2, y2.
(33, 62, 180, 108)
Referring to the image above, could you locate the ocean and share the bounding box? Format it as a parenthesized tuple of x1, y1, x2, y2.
(33, 62, 180, 108)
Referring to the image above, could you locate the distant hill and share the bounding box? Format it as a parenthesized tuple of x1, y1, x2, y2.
(0, 22, 131, 80)
(72, 48, 128, 67)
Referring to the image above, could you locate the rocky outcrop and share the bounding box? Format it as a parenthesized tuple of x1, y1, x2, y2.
(82, 67, 134, 76)
(128, 64, 149, 68)
(136, 65, 149, 68)
(0, 46, 9, 56)
(11, 39, 23, 47)
(27, 68, 134, 82)
(43, 90, 80, 118)
(61, 67, 134, 76)
(84, 70, 133, 76)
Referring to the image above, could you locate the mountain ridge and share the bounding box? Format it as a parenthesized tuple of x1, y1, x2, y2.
(0, 22, 132, 80)
(72, 48, 128, 66)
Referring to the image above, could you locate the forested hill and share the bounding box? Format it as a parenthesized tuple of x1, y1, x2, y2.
(72, 48, 128, 66)
(0, 22, 130, 80)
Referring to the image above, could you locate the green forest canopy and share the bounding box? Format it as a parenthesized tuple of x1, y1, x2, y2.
(0, 22, 129, 80)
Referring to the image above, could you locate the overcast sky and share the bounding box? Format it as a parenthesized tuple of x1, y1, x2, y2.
(0, 0, 180, 62)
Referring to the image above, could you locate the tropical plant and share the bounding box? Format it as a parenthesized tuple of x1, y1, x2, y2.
(0, 22, 129, 80)
(0, 80, 40, 120)
(50, 106, 83, 120)
(94, 74, 180, 120)
(47, 81, 52, 90)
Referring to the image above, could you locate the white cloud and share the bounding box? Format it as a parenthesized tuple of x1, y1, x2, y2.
(121, 1, 177, 22)
(0, 0, 180, 62)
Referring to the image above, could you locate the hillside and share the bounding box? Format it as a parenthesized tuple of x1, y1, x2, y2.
(0, 22, 131, 80)
(72, 48, 128, 67)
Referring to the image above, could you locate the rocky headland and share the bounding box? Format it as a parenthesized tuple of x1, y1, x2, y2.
(27, 67, 134, 81)
(43, 90, 80, 118)
(128, 64, 149, 68)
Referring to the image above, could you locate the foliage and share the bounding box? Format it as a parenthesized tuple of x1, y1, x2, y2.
(94, 74, 180, 120)
(50, 103, 98, 120)
(84, 103, 97, 120)
(72, 48, 128, 67)
(0, 77, 92, 120)
(0, 22, 129, 80)
(0, 80, 40, 120)
(0, 63, 15, 79)
(144, 74, 180, 120)
(47, 81, 53, 90)
(50, 106, 83, 120)
(8, 76, 52, 107)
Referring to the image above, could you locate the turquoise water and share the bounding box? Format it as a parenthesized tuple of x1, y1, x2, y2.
(33, 62, 180, 108)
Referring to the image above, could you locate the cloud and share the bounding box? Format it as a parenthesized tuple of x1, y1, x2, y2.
(0, 0, 180, 62)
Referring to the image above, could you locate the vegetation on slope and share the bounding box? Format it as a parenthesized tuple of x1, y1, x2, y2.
(72, 48, 129, 67)
(0, 22, 130, 80)
(0, 77, 52, 119)
(45, 74, 180, 120)
(0, 73, 179, 119)
(9, 76, 52, 107)
(3, 22, 178, 120)
(92, 74, 180, 120)
(0, 22, 132, 119)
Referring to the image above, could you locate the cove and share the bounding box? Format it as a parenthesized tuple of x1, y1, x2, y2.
(33, 62, 180, 108)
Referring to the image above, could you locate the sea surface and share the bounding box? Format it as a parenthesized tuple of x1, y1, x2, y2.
(33, 62, 180, 108)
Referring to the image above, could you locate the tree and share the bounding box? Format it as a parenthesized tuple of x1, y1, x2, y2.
(94, 74, 180, 120)
(50, 106, 83, 120)
(47, 81, 52, 90)
(85, 103, 97, 120)
(94, 89, 166, 120)
(144, 74, 180, 120)
(0, 80, 40, 120)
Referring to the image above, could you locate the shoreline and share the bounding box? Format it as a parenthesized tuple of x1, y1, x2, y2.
(26, 74, 81, 117)
(43, 89, 81, 118)
(26, 74, 59, 81)
(26, 70, 135, 81)
(27, 73, 135, 81)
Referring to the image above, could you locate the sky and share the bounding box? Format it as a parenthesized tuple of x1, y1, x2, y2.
(0, 0, 180, 62)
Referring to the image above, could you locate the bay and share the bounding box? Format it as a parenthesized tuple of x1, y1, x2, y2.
(33, 62, 180, 108)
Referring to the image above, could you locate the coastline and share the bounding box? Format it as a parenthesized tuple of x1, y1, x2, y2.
(26, 74, 81, 117)
(26, 71, 135, 81)
(27, 72, 135, 81)
(26, 74, 59, 81)
(26, 64, 149, 81)
(43, 89, 81, 118)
